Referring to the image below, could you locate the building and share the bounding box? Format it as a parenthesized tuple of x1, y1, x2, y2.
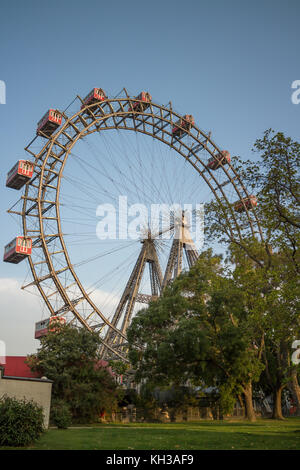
(0, 356, 53, 428)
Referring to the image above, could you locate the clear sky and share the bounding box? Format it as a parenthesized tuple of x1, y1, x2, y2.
(0, 0, 299, 356)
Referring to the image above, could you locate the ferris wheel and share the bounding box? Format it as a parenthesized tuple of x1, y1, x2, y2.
(4, 87, 263, 361)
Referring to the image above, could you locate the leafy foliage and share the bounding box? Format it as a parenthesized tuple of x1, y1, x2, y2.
(0, 395, 44, 446)
(128, 250, 263, 418)
(200, 130, 300, 418)
(128, 131, 300, 420)
(108, 360, 130, 376)
(50, 399, 72, 429)
(27, 324, 122, 423)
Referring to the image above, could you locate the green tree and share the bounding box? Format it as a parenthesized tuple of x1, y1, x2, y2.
(243, 131, 300, 418)
(128, 131, 300, 421)
(128, 250, 263, 421)
(27, 323, 121, 423)
(229, 242, 300, 419)
(204, 130, 300, 418)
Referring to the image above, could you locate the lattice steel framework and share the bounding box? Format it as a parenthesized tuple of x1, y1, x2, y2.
(162, 213, 199, 289)
(8, 88, 263, 361)
(100, 236, 162, 359)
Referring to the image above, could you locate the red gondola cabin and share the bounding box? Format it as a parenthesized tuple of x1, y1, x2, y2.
(6, 160, 34, 190)
(234, 195, 257, 213)
(207, 150, 231, 171)
(81, 88, 107, 110)
(37, 109, 62, 137)
(3, 237, 32, 264)
(35, 316, 66, 339)
(131, 92, 152, 111)
(172, 115, 195, 138)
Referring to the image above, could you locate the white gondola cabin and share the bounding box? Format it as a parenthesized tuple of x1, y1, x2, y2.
(207, 150, 231, 171)
(234, 195, 257, 213)
(37, 109, 62, 137)
(3, 237, 32, 264)
(35, 316, 66, 339)
(6, 160, 34, 189)
(81, 88, 107, 110)
(172, 115, 195, 138)
(131, 91, 152, 111)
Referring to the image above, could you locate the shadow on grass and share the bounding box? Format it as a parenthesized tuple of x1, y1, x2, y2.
(92, 418, 300, 429)
(3, 419, 298, 451)
(2, 419, 300, 451)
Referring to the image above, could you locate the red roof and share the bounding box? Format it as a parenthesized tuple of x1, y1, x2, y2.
(0, 357, 116, 379)
(0, 356, 39, 378)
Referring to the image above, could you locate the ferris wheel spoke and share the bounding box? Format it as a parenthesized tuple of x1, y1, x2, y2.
(4, 90, 263, 361)
(123, 131, 173, 206)
(99, 130, 156, 206)
(71, 145, 156, 209)
(73, 239, 140, 268)
(99, 128, 169, 207)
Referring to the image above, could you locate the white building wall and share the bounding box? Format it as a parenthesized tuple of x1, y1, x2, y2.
(0, 368, 52, 428)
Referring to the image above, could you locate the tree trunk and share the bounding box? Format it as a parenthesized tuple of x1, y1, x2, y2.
(237, 394, 246, 418)
(218, 404, 224, 420)
(272, 386, 284, 420)
(289, 369, 300, 416)
(243, 382, 256, 422)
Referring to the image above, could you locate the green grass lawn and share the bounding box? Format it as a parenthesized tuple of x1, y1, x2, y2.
(1, 419, 300, 450)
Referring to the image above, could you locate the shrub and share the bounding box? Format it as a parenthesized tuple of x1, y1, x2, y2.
(50, 399, 72, 429)
(27, 324, 121, 423)
(0, 395, 44, 447)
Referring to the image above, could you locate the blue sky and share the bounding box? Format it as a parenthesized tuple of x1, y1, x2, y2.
(0, 0, 299, 354)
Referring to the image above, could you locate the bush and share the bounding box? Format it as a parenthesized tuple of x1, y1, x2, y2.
(0, 395, 44, 447)
(27, 324, 121, 424)
(50, 400, 72, 429)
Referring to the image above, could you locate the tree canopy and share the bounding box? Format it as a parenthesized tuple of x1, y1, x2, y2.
(27, 323, 121, 423)
(128, 130, 300, 421)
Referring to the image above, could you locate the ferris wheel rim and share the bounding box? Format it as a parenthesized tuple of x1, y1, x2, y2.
(18, 92, 263, 360)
